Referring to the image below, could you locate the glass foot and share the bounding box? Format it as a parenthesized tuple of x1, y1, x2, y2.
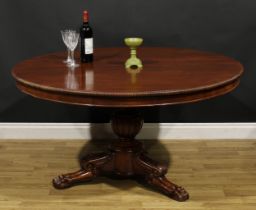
(63, 59, 72, 64)
(68, 63, 80, 68)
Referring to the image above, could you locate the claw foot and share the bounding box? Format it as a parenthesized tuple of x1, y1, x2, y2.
(53, 174, 73, 189)
(52, 169, 95, 189)
(146, 176, 189, 202)
(168, 185, 189, 202)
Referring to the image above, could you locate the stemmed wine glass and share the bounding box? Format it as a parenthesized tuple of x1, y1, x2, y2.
(61, 30, 74, 64)
(61, 30, 80, 67)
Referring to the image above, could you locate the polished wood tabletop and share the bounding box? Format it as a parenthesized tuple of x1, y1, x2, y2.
(12, 48, 243, 107)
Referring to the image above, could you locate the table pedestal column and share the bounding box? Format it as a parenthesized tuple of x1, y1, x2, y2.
(53, 111, 189, 202)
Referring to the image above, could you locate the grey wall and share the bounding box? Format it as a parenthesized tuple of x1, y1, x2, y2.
(0, 0, 255, 123)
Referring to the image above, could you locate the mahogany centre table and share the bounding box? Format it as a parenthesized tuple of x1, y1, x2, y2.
(12, 48, 243, 201)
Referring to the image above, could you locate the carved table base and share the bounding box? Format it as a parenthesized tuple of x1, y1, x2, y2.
(53, 111, 189, 202)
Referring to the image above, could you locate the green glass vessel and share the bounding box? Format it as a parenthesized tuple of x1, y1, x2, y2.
(124, 38, 143, 69)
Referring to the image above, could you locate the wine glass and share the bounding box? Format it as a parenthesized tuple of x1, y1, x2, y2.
(66, 31, 80, 68)
(61, 30, 75, 64)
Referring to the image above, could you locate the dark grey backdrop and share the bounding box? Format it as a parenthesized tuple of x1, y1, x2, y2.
(0, 0, 255, 123)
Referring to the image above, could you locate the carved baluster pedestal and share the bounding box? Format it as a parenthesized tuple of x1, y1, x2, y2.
(53, 111, 189, 202)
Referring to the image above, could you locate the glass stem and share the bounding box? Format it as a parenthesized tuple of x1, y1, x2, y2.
(71, 50, 75, 65)
(67, 49, 71, 61)
(131, 47, 137, 58)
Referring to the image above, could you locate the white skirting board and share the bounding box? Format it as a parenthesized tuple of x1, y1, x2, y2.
(0, 123, 256, 140)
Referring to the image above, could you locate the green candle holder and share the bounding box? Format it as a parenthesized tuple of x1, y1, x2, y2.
(124, 38, 143, 69)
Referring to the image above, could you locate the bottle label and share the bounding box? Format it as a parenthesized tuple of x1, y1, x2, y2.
(84, 38, 93, 54)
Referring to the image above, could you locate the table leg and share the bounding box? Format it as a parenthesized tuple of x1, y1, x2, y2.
(52, 110, 189, 202)
(53, 152, 110, 189)
(135, 153, 189, 201)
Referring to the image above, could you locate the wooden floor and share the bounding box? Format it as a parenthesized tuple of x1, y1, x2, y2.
(0, 140, 256, 210)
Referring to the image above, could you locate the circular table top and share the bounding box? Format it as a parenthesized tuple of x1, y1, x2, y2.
(12, 48, 243, 107)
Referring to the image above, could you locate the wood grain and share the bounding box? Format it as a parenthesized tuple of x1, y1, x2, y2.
(0, 140, 256, 210)
(12, 48, 243, 107)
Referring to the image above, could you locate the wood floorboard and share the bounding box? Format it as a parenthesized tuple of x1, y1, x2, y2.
(0, 140, 256, 210)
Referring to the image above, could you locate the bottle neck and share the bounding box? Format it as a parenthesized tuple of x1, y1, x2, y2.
(82, 21, 90, 27)
(83, 21, 89, 24)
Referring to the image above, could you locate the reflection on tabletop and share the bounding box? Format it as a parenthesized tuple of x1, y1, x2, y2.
(126, 67, 142, 84)
(65, 64, 94, 91)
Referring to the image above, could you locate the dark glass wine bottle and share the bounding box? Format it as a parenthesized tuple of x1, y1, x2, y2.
(80, 11, 93, 63)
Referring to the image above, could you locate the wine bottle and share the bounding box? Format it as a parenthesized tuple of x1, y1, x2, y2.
(80, 11, 94, 63)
